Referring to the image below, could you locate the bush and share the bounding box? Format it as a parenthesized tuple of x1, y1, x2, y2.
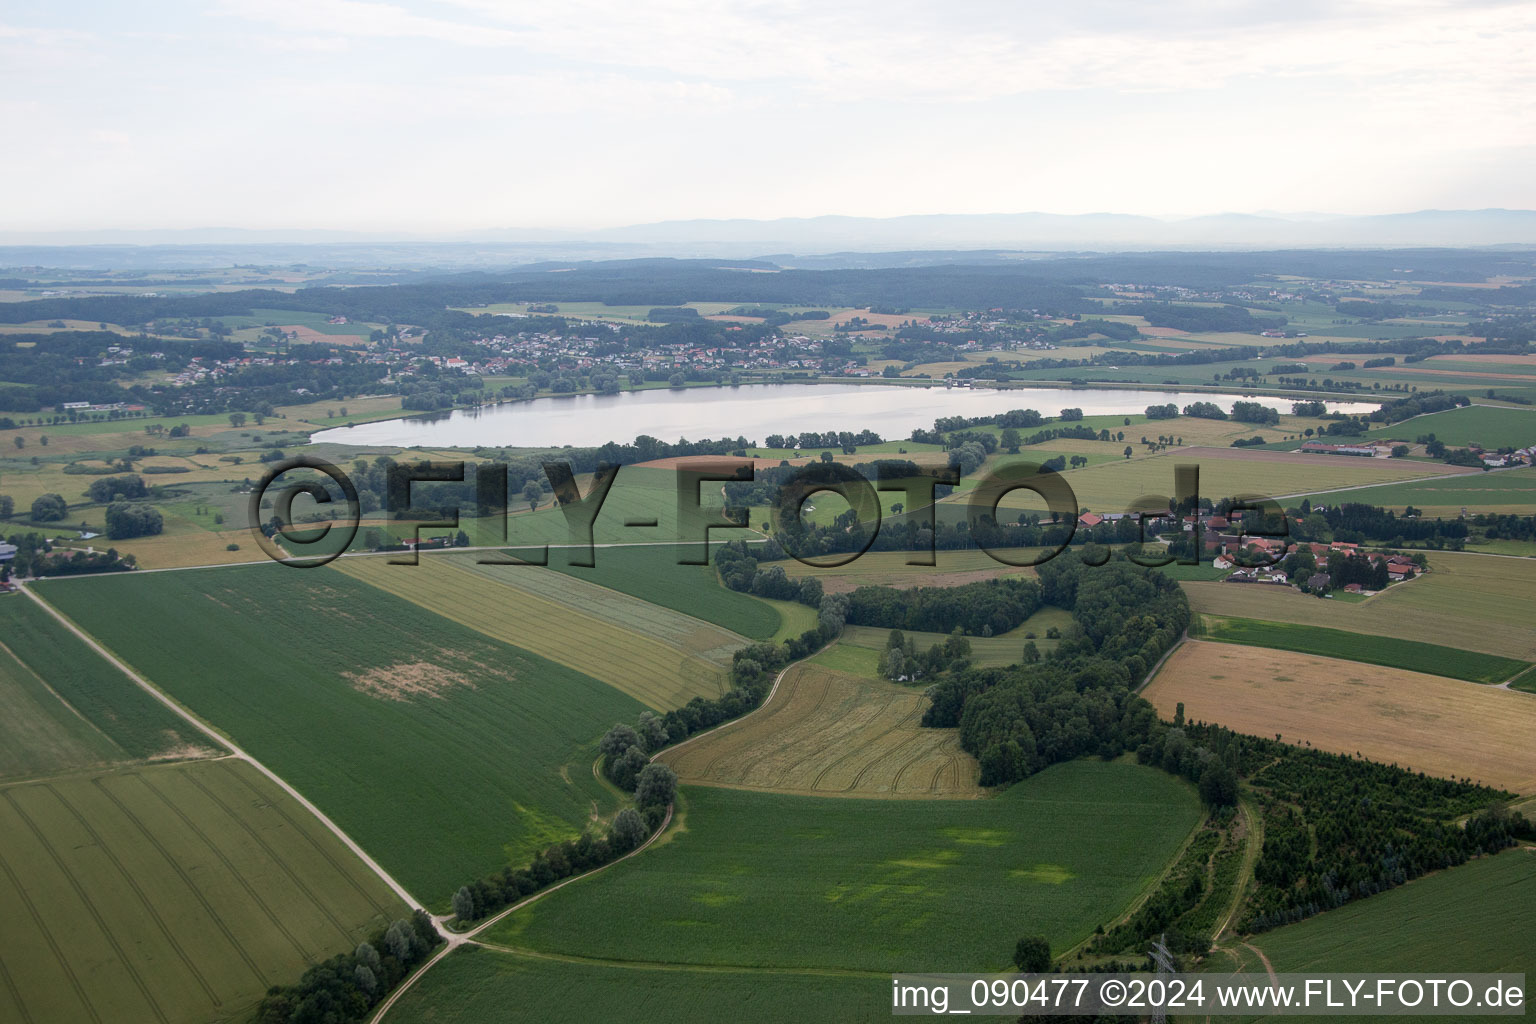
(31, 493, 67, 521)
(86, 474, 147, 502)
(104, 502, 163, 539)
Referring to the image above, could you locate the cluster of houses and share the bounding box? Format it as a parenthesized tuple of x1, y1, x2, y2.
(1468, 443, 1536, 468)
(1216, 540, 1423, 595)
(1071, 508, 1425, 596)
(423, 321, 856, 378)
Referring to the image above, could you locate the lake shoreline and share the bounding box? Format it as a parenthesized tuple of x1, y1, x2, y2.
(310, 379, 1382, 450)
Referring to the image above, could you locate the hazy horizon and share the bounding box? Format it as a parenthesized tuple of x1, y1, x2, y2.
(4, 1, 1535, 234)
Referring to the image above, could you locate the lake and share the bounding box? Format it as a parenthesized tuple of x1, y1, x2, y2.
(309, 384, 1380, 449)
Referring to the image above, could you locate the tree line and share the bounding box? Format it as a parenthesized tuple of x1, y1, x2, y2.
(252, 911, 441, 1024)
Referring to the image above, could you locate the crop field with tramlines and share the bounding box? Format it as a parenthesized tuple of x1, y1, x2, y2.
(1182, 549, 1536, 660)
(333, 552, 741, 709)
(1143, 641, 1536, 793)
(0, 758, 404, 1024)
(660, 662, 981, 798)
(35, 565, 645, 903)
(485, 761, 1202, 974)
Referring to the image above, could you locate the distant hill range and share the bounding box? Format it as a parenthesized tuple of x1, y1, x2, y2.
(4, 210, 1536, 270)
(576, 209, 1536, 251)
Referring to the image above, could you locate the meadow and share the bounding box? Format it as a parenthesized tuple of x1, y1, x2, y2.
(485, 760, 1202, 973)
(0, 596, 208, 766)
(839, 624, 1027, 668)
(1192, 614, 1529, 684)
(1213, 852, 1536, 1020)
(0, 758, 404, 1024)
(1143, 642, 1536, 793)
(1182, 551, 1536, 660)
(36, 565, 646, 903)
(381, 946, 890, 1024)
(660, 663, 982, 798)
(532, 543, 783, 640)
(333, 553, 741, 710)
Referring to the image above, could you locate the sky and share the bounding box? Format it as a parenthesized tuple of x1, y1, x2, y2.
(3, 0, 1536, 233)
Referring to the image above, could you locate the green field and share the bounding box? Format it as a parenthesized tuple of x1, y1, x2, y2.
(333, 553, 741, 710)
(1304, 466, 1536, 513)
(485, 760, 1202, 973)
(0, 758, 404, 1024)
(1366, 403, 1536, 449)
(0, 596, 206, 768)
(534, 543, 783, 640)
(1213, 852, 1536, 1022)
(382, 945, 888, 1024)
(36, 565, 645, 904)
(1193, 615, 1530, 684)
(1505, 665, 1536, 694)
(0, 626, 134, 781)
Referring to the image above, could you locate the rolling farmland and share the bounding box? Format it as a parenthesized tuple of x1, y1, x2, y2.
(485, 761, 1202, 974)
(1192, 614, 1529, 684)
(1143, 642, 1536, 793)
(333, 553, 741, 709)
(1182, 551, 1536, 660)
(35, 565, 645, 902)
(660, 662, 982, 798)
(0, 758, 404, 1024)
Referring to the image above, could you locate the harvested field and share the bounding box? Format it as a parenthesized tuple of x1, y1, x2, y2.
(332, 553, 741, 709)
(660, 663, 981, 798)
(1143, 641, 1536, 793)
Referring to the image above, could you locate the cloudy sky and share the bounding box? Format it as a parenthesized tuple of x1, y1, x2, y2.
(4, 0, 1535, 232)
